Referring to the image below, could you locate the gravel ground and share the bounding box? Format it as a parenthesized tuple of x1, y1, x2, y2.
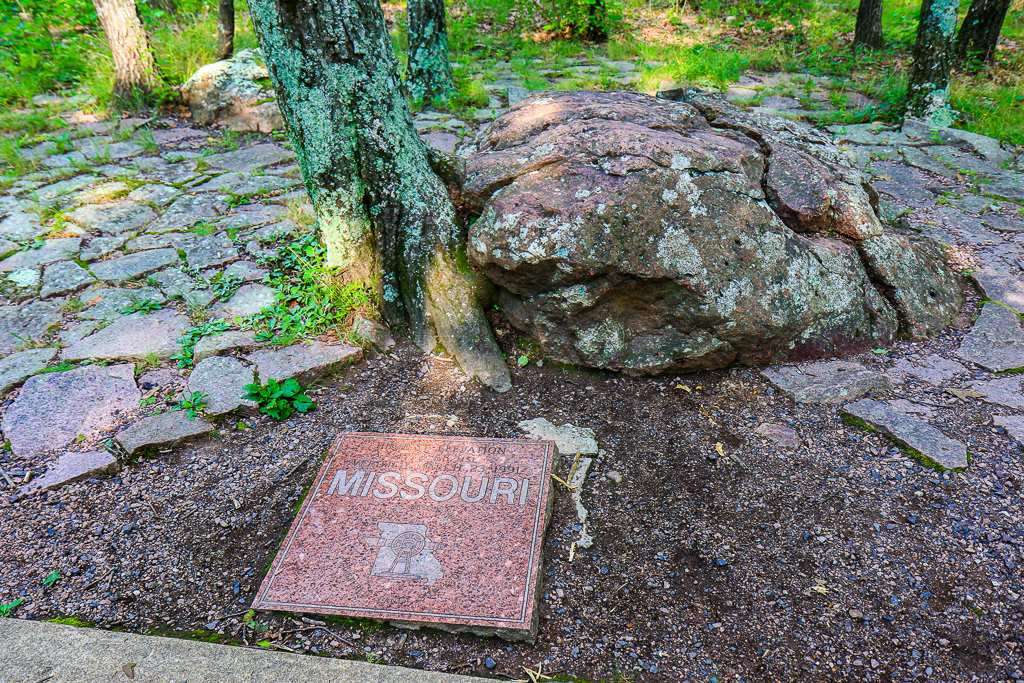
(1, 282, 1022, 683)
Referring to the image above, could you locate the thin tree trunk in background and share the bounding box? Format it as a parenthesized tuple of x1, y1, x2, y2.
(217, 0, 235, 60)
(92, 0, 162, 102)
(904, 0, 958, 126)
(853, 0, 884, 49)
(247, 0, 511, 392)
(955, 0, 1012, 64)
(406, 0, 454, 102)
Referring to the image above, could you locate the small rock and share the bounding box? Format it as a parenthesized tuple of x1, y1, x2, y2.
(181, 51, 284, 134)
(754, 423, 801, 448)
(351, 314, 394, 352)
(848, 608, 864, 619)
(518, 418, 598, 455)
(605, 470, 623, 484)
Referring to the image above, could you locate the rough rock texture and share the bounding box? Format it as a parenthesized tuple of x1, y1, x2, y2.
(351, 315, 394, 352)
(213, 284, 278, 319)
(463, 92, 960, 374)
(754, 423, 801, 448)
(1, 364, 140, 459)
(956, 303, 1024, 372)
(185, 356, 256, 416)
(115, 411, 214, 457)
(0, 348, 58, 395)
(843, 398, 968, 470)
(245, 342, 362, 386)
(62, 309, 190, 362)
(762, 360, 891, 404)
(0, 301, 62, 354)
(518, 418, 598, 455)
(180, 49, 283, 133)
(21, 450, 119, 494)
(193, 330, 262, 362)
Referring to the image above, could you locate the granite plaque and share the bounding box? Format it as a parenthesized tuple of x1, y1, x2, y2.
(253, 432, 558, 640)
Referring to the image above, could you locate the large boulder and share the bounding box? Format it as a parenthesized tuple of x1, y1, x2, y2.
(181, 49, 282, 133)
(462, 91, 961, 374)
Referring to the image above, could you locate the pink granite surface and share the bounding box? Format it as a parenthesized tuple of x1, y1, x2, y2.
(253, 433, 556, 637)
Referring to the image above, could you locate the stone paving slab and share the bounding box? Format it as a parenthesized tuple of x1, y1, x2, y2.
(62, 309, 189, 362)
(115, 410, 215, 457)
(994, 415, 1024, 444)
(77, 285, 166, 321)
(64, 200, 156, 234)
(843, 398, 968, 470)
(89, 248, 180, 283)
(0, 618, 475, 683)
(21, 449, 119, 493)
(0, 300, 62, 353)
(193, 329, 262, 362)
(40, 260, 96, 298)
(0, 237, 81, 272)
(205, 143, 295, 172)
(246, 341, 362, 386)
(0, 347, 58, 395)
(186, 355, 256, 416)
(956, 302, 1024, 372)
(214, 283, 279, 319)
(1, 363, 140, 459)
(967, 376, 1024, 411)
(762, 360, 891, 404)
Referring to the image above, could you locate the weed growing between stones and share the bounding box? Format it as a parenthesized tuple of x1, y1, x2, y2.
(243, 378, 314, 420)
(172, 319, 232, 368)
(248, 232, 372, 345)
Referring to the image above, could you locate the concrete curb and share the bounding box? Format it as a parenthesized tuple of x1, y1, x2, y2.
(0, 618, 480, 682)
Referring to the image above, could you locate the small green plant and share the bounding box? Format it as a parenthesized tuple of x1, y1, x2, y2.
(243, 609, 267, 632)
(120, 296, 164, 314)
(172, 319, 231, 368)
(178, 391, 208, 420)
(0, 598, 23, 617)
(139, 396, 156, 408)
(244, 378, 315, 420)
(43, 570, 60, 587)
(211, 275, 243, 300)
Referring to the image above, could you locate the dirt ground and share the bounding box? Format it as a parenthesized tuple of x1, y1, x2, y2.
(1, 275, 1022, 682)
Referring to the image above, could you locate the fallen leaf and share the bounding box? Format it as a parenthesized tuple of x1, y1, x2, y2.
(715, 442, 725, 459)
(675, 384, 691, 392)
(944, 387, 984, 400)
(810, 585, 828, 595)
(122, 663, 136, 679)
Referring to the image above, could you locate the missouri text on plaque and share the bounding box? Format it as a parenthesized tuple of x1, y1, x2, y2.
(252, 432, 558, 640)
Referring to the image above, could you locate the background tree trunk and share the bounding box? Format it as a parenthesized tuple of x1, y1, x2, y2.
(853, 0, 884, 49)
(955, 0, 1012, 64)
(904, 0, 958, 126)
(93, 0, 162, 102)
(247, 0, 511, 391)
(406, 0, 454, 102)
(217, 0, 235, 60)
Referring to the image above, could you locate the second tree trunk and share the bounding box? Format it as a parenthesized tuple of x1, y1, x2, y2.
(904, 0, 958, 126)
(853, 0, 884, 49)
(955, 0, 1011, 64)
(406, 0, 454, 102)
(92, 0, 162, 101)
(217, 0, 235, 60)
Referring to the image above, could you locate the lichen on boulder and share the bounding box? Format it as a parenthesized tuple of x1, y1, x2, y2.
(461, 91, 961, 375)
(181, 49, 282, 133)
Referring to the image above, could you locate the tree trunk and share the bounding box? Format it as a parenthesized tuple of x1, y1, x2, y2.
(406, 0, 454, 102)
(93, 0, 162, 102)
(247, 0, 511, 391)
(955, 0, 1012, 64)
(853, 0, 884, 49)
(904, 0, 958, 127)
(217, 0, 235, 60)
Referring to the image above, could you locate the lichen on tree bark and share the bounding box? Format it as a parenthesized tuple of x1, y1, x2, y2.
(904, 0, 959, 127)
(246, 0, 510, 391)
(406, 0, 455, 102)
